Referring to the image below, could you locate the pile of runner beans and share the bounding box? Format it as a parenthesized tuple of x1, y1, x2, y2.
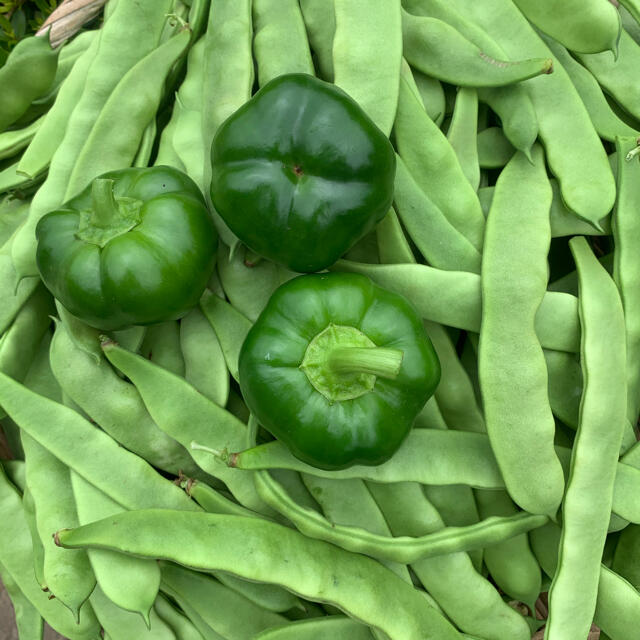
(2, 0, 640, 639)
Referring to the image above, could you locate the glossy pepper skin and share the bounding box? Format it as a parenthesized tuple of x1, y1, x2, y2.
(210, 73, 396, 273)
(239, 272, 440, 470)
(36, 166, 217, 331)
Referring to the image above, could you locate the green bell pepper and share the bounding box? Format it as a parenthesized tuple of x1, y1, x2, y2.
(36, 166, 217, 331)
(239, 272, 440, 469)
(210, 73, 395, 273)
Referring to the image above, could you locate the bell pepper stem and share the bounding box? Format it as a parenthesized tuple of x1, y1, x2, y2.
(327, 346, 403, 380)
(90, 178, 120, 228)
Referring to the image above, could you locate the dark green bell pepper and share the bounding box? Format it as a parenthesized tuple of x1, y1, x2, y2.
(210, 73, 395, 273)
(36, 166, 217, 331)
(238, 272, 440, 469)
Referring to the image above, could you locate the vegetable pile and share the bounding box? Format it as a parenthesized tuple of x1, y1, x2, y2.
(0, 1, 640, 639)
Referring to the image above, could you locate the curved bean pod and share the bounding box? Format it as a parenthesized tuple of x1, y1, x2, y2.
(11, 0, 175, 279)
(447, 0, 615, 227)
(333, 261, 580, 353)
(393, 155, 481, 273)
(71, 472, 161, 625)
(446, 87, 480, 190)
(65, 29, 190, 197)
(545, 236, 628, 640)
(49, 320, 199, 477)
(394, 63, 485, 250)
(101, 340, 272, 516)
(332, 0, 402, 136)
(402, 11, 553, 87)
(0, 370, 199, 513)
(545, 38, 639, 142)
(479, 146, 564, 518)
(578, 31, 640, 123)
(0, 466, 101, 639)
(253, 0, 314, 87)
(0, 559, 43, 639)
(55, 509, 468, 640)
(512, 0, 621, 54)
(215, 429, 504, 488)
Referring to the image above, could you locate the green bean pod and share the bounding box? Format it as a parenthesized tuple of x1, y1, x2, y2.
(478, 147, 564, 518)
(22, 433, 96, 620)
(447, 0, 615, 228)
(0, 370, 200, 513)
(545, 37, 639, 142)
(393, 155, 481, 273)
(0, 559, 43, 639)
(446, 87, 480, 190)
(0, 466, 101, 639)
(253, 0, 314, 87)
(299, 0, 335, 80)
(201, 0, 253, 250)
(100, 340, 272, 516)
(334, 261, 580, 353)
(578, 31, 640, 123)
(545, 237, 628, 639)
(394, 63, 485, 250)
(161, 563, 286, 639)
(56, 509, 468, 640)
(154, 594, 207, 640)
(512, 0, 621, 54)
(71, 472, 161, 625)
(254, 616, 374, 640)
(402, 11, 553, 87)
(332, 0, 402, 136)
(375, 208, 415, 265)
(49, 320, 200, 477)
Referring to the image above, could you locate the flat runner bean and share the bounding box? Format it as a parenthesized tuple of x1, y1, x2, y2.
(55, 509, 468, 640)
(447, 0, 615, 227)
(478, 146, 564, 518)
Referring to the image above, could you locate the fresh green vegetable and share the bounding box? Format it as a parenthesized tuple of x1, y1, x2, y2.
(210, 73, 395, 272)
(238, 272, 440, 469)
(35, 166, 217, 330)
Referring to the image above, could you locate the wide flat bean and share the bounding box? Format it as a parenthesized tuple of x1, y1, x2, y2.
(50, 320, 198, 476)
(160, 563, 285, 639)
(578, 31, 640, 123)
(477, 127, 514, 168)
(545, 37, 639, 142)
(56, 509, 469, 640)
(299, 0, 335, 80)
(90, 584, 176, 640)
(140, 321, 185, 378)
(0, 466, 101, 640)
(22, 433, 95, 619)
(545, 236, 628, 640)
(253, 0, 314, 87)
(402, 11, 552, 87)
(369, 482, 531, 640)
(333, 261, 580, 354)
(12, 0, 174, 280)
(154, 594, 207, 640)
(101, 340, 271, 516)
(394, 64, 485, 250)
(215, 428, 504, 488)
(446, 87, 480, 190)
(332, 0, 402, 136)
(180, 307, 229, 407)
(404, 0, 539, 156)
(201, 0, 253, 249)
(479, 147, 564, 517)
(411, 67, 445, 125)
(71, 472, 161, 624)
(512, 0, 621, 54)
(613, 138, 640, 430)
(447, 0, 615, 227)
(66, 30, 190, 197)
(393, 154, 481, 273)
(0, 371, 199, 513)
(375, 208, 415, 265)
